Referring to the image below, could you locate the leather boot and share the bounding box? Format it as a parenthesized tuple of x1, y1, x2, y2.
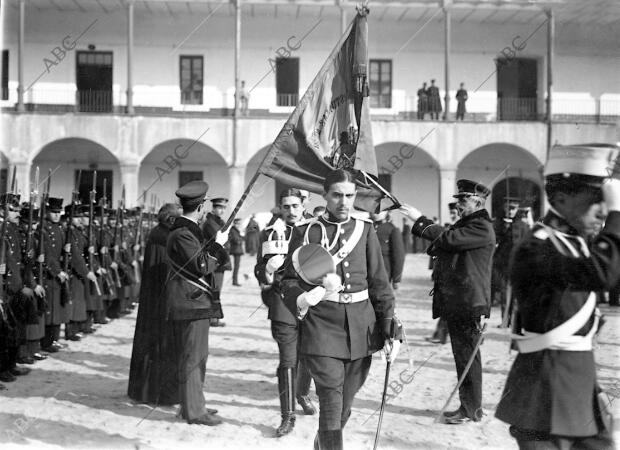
(317, 429, 343, 450)
(276, 367, 295, 437)
(296, 359, 316, 415)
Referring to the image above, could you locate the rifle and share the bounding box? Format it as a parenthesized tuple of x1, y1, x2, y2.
(87, 171, 102, 296)
(132, 194, 144, 283)
(0, 166, 17, 323)
(110, 193, 122, 289)
(99, 178, 116, 297)
(37, 169, 52, 302)
(61, 171, 81, 306)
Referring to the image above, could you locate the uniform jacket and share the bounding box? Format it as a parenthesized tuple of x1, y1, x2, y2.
(412, 209, 496, 319)
(165, 216, 228, 321)
(254, 223, 297, 325)
(493, 217, 529, 276)
(495, 210, 620, 436)
(202, 212, 231, 273)
(374, 221, 405, 283)
(228, 226, 244, 255)
(281, 214, 395, 360)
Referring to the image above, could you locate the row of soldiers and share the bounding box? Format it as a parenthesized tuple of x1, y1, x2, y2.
(0, 194, 149, 389)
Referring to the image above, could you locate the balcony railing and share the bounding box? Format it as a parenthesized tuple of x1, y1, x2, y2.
(4, 85, 619, 124)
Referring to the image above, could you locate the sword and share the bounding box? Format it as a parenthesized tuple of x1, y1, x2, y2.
(434, 322, 487, 423)
(373, 358, 392, 450)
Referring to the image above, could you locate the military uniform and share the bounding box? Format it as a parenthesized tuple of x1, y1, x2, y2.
(41, 199, 70, 350)
(412, 180, 496, 421)
(281, 212, 394, 447)
(165, 181, 228, 424)
(374, 219, 405, 284)
(228, 222, 244, 286)
(255, 218, 315, 436)
(66, 205, 89, 338)
(496, 144, 619, 449)
(202, 200, 230, 323)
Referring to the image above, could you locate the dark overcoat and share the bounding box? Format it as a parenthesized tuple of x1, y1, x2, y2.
(495, 210, 620, 436)
(412, 209, 496, 319)
(42, 219, 71, 325)
(374, 221, 405, 283)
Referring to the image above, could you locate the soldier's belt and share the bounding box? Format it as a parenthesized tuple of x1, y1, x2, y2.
(323, 289, 368, 304)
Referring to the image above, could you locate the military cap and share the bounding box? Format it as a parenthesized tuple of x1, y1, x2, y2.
(448, 202, 458, 210)
(0, 193, 21, 209)
(544, 143, 619, 187)
(292, 243, 336, 285)
(210, 197, 228, 207)
(453, 179, 491, 199)
(176, 180, 209, 207)
(20, 202, 39, 221)
(47, 197, 63, 212)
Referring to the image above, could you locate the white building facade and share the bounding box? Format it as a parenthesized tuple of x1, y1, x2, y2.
(1, 0, 619, 223)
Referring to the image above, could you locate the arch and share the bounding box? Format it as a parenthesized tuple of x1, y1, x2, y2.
(375, 141, 441, 223)
(457, 143, 543, 217)
(139, 139, 229, 206)
(32, 138, 120, 203)
(242, 145, 279, 216)
(491, 177, 542, 220)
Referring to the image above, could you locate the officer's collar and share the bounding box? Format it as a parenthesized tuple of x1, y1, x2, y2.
(455, 208, 490, 225)
(172, 216, 204, 242)
(322, 211, 351, 225)
(543, 208, 579, 235)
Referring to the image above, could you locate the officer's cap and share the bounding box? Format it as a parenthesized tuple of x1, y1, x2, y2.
(176, 181, 209, 208)
(210, 197, 228, 207)
(47, 197, 63, 212)
(453, 179, 491, 199)
(544, 144, 619, 187)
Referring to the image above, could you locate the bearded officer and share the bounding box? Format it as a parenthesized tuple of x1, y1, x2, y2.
(281, 169, 396, 450)
(496, 144, 620, 449)
(255, 188, 316, 437)
(400, 179, 496, 424)
(166, 180, 229, 425)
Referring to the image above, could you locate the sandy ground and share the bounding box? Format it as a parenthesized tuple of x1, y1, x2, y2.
(1, 254, 619, 450)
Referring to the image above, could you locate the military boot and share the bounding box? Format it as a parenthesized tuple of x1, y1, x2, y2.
(316, 429, 343, 450)
(276, 367, 296, 437)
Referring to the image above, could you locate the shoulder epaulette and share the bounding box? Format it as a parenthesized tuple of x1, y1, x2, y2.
(353, 215, 373, 224)
(295, 217, 317, 227)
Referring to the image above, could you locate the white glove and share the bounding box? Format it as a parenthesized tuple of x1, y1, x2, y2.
(34, 285, 46, 298)
(215, 229, 229, 246)
(58, 271, 69, 282)
(86, 271, 97, 282)
(603, 178, 620, 212)
(110, 262, 118, 270)
(297, 286, 326, 319)
(265, 254, 285, 274)
(322, 273, 343, 293)
(399, 203, 422, 222)
(383, 339, 401, 363)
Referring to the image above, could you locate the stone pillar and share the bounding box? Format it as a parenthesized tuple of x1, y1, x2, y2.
(16, 0, 25, 112)
(126, 0, 135, 115)
(438, 167, 457, 224)
(119, 163, 139, 207)
(228, 165, 246, 208)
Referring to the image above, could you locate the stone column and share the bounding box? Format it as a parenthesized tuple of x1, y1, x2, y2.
(438, 167, 457, 224)
(228, 165, 246, 207)
(13, 160, 31, 200)
(119, 163, 139, 207)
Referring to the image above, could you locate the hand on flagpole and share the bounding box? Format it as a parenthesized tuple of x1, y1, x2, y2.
(398, 203, 422, 222)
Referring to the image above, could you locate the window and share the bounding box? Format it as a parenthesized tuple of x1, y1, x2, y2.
(369, 60, 392, 108)
(179, 171, 203, 187)
(276, 57, 299, 106)
(180, 56, 203, 105)
(2, 50, 8, 101)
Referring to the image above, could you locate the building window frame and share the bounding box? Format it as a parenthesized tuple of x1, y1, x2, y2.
(180, 55, 203, 105)
(369, 59, 392, 109)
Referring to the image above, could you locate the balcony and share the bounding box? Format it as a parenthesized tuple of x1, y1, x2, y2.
(3, 84, 619, 124)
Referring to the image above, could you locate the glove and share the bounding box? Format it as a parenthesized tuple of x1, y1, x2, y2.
(99, 246, 108, 255)
(265, 254, 285, 274)
(37, 254, 45, 263)
(63, 244, 71, 253)
(86, 271, 97, 283)
(383, 339, 401, 363)
(603, 178, 620, 212)
(215, 229, 229, 246)
(297, 286, 326, 319)
(399, 204, 422, 222)
(58, 271, 69, 282)
(381, 317, 396, 340)
(392, 282, 400, 291)
(88, 246, 95, 254)
(322, 273, 342, 293)
(133, 244, 140, 252)
(34, 285, 46, 298)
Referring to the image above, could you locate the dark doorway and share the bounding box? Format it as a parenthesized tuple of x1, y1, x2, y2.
(496, 58, 538, 121)
(276, 57, 299, 106)
(76, 51, 113, 113)
(0, 168, 7, 194)
(492, 177, 541, 220)
(75, 170, 113, 206)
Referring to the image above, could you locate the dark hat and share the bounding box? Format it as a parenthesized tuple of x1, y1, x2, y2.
(453, 179, 491, 199)
(64, 204, 82, 217)
(448, 202, 458, 210)
(176, 180, 209, 208)
(0, 193, 21, 209)
(47, 197, 63, 212)
(210, 197, 228, 207)
(544, 144, 619, 187)
(19, 202, 39, 221)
